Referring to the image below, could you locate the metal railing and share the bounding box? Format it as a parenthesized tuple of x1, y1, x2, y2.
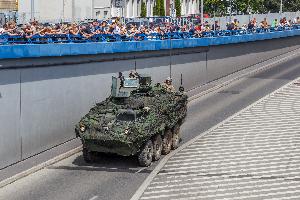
(1, 25, 299, 45)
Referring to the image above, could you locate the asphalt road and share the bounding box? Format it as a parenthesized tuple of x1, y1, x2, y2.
(1, 54, 300, 200)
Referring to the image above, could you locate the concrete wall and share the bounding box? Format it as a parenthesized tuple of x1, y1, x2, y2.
(0, 69, 21, 168)
(1, 36, 300, 169)
(207, 36, 300, 81)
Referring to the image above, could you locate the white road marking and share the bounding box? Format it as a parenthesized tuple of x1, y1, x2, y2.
(89, 196, 98, 200)
(135, 167, 148, 174)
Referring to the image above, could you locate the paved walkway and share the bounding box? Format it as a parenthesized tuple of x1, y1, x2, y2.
(139, 78, 300, 200)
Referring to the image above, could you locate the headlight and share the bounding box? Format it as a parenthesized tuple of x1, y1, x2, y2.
(124, 129, 130, 135)
(80, 125, 86, 133)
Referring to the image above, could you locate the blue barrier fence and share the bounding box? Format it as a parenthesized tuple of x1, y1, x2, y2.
(1, 25, 300, 45)
(1, 27, 300, 59)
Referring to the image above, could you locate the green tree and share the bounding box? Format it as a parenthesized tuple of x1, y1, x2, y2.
(250, 0, 265, 13)
(223, 0, 264, 15)
(203, 0, 300, 16)
(261, 0, 300, 13)
(284, 0, 300, 12)
(259, 0, 280, 13)
(153, 0, 165, 16)
(141, 0, 147, 17)
(175, 0, 181, 17)
(153, 0, 160, 16)
(203, 0, 228, 16)
(159, 0, 165, 16)
(235, 0, 251, 14)
(237, 0, 300, 14)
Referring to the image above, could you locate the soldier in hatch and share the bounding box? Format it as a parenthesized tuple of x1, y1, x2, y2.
(129, 70, 139, 79)
(162, 77, 175, 92)
(118, 72, 125, 88)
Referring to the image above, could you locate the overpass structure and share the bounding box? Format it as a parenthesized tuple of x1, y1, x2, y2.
(1, 29, 300, 173)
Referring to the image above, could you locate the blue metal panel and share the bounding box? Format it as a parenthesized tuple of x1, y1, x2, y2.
(39, 44, 60, 57)
(137, 40, 156, 51)
(158, 40, 170, 50)
(1, 30, 300, 59)
(171, 40, 184, 49)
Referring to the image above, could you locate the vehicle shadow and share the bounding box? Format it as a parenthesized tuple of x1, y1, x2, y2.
(47, 153, 153, 174)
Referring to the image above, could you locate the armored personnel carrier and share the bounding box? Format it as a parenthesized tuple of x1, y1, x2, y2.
(75, 73, 188, 166)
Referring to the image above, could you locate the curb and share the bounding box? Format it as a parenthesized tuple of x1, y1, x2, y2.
(130, 54, 300, 200)
(0, 146, 82, 189)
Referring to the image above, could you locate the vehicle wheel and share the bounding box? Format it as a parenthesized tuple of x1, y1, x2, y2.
(138, 140, 153, 167)
(172, 124, 181, 150)
(83, 148, 96, 163)
(152, 134, 163, 161)
(182, 106, 188, 118)
(162, 129, 172, 155)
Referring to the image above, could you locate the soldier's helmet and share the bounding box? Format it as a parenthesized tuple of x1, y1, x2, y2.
(165, 77, 172, 84)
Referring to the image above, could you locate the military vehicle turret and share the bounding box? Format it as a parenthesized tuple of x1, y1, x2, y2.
(75, 73, 188, 166)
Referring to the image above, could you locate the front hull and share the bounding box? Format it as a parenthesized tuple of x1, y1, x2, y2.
(82, 139, 139, 156)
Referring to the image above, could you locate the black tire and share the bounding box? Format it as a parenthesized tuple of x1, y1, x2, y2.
(138, 140, 154, 167)
(162, 129, 172, 155)
(83, 148, 96, 163)
(152, 134, 163, 161)
(172, 124, 181, 150)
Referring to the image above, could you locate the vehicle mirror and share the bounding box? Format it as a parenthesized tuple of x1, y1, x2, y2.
(143, 107, 151, 113)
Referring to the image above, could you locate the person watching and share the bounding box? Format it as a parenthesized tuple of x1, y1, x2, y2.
(233, 19, 239, 30)
(227, 22, 235, 31)
(261, 18, 268, 29)
(271, 19, 279, 28)
(162, 77, 175, 93)
(92, 20, 100, 31)
(212, 21, 220, 31)
(0, 25, 4, 34)
(80, 25, 94, 38)
(69, 23, 79, 35)
(113, 23, 121, 35)
(248, 20, 255, 30)
(24, 23, 34, 38)
(107, 23, 115, 34)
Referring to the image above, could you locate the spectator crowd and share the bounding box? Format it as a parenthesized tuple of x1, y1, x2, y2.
(1, 16, 300, 43)
(225, 17, 300, 31)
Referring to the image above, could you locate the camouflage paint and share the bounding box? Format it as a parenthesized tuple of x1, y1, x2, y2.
(75, 82, 188, 156)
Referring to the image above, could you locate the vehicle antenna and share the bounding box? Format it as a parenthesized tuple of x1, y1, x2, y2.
(169, 17, 172, 78)
(134, 56, 137, 72)
(179, 74, 185, 92)
(181, 73, 183, 86)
